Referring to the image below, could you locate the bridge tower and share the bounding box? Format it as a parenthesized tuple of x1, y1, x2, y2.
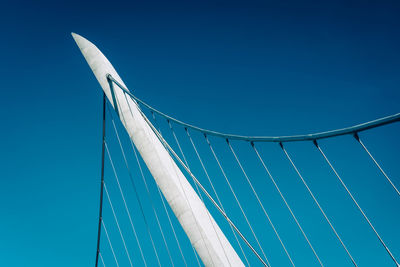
(72, 33, 244, 267)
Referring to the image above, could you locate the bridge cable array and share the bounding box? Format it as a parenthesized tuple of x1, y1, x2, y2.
(94, 76, 399, 266)
(153, 112, 201, 267)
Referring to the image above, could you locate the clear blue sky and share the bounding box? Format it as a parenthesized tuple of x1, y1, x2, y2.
(0, 0, 399, 266)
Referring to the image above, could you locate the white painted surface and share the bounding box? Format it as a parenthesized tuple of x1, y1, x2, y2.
(72, 33, 244, 267)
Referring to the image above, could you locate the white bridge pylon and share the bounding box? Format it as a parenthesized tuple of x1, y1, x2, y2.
(72, 33, 244, 267)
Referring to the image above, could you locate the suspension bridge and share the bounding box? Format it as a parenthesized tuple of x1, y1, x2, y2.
(72, 33, 400, 267)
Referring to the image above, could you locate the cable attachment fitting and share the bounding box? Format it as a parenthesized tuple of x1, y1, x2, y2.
(279, 142, 284, 149)
(185, 128, 191, 138)
(250, 141, 255, 147)
(313, 140, 319, 147)
(353, 132, 360, 142)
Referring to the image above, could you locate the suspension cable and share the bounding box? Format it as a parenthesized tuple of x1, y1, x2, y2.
(124, 92, 206, 266)
(280, 142, 327, 267)
(165, 118, 218, 267)
(184, 127, 232, 266)
(282, 141, 360, 266)
(106, 112, 147, 266)
(111, 94, 162, 267)
(156, 185, 189, 267)
(185, 127, 245, 266)
(138, 99, 268, 267)
(108, 107, 172, 266)
(102, 220, 119, 267)
(354, 133, 400, 196)
(314, 140, 398, 266)
(103, 74, 400, 266)
(131, 143, 175, 266)
(103, 182, 133, 267)
(99, 252, 106, 267)
(95, 93, 106, 267)
(251, 142, 324, 265)
(227, 139, 294, 266)
(205, 134, 269, 266)
(150, 112, 193, 267)
(167, 119, 189, 169)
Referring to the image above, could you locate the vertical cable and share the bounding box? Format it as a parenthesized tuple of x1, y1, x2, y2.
(103, 183, 134, 267)
(151, 112, 204, 267)
(95, 93, 106, 267)
(102, 220, 120, 267)
(164, 120, 217, 266)
(252, 142, 331, 266)
(151, 112, 193, 267)
(128, 96, 202, 266)
(141, 101, 268, 266)
(314, 140, 398, 266)
(122, 89, 267, 266)
(112, 94, 163, 267)
(206, 135, 269, 265)
(186, 128, 248, 266)
(108, 109, 172, 266)
(106, 113, 147, 266)
(131, 143, 175, 266)
(124, 93, 205, 265)
(99, 252, 106, 267)
(280, 142, 329, 266)
(354, 133, 400, 196)
(228, 139, 294, 266)
(183, 127, 231, 267)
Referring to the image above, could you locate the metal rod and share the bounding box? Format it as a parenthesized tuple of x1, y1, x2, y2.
(95, 93, 106, 267)
(107, 74, 400, 143)
(354, 133, 400, 196)
(251, 142, 324, 265)
(314, 140, 398, 266)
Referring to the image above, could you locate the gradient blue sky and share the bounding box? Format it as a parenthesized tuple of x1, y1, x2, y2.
(1, 0, 399, 266)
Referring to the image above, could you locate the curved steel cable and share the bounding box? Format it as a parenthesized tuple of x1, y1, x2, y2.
(185, 127, 249, 266)
(106, 75, 399, 266)
(354, 133, 400, 197)
(102, 220, 120, 267)
(314, 141, 398, 266)
(227, 140, 294, 266)
(251, 142, 324, 265)
(107, 74, 400, 143)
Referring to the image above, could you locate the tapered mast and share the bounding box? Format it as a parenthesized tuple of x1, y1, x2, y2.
(72, 33, 244, 266)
